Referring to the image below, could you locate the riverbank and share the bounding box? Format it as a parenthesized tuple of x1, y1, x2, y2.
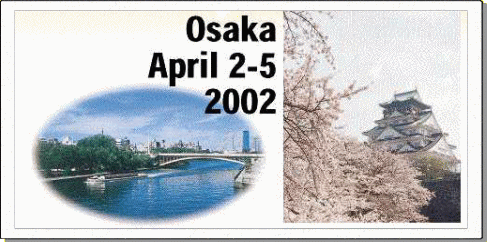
(44, 172, 108, 181)
(43, 167, 163, 181)
(234, 158, 263, 187)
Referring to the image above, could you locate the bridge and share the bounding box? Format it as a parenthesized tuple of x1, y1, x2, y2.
(150, 152, 265, 167)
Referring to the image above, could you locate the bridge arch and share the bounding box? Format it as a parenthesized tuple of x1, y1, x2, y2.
(159, 157, 246, 167)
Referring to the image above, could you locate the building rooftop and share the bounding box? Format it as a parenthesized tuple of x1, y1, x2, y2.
(394, 89, 422, 102)
(379, 98, 431, 110)
(379, 89, 431, 110)
(374, 110, 432, 125)
(363, 89, 456, 158)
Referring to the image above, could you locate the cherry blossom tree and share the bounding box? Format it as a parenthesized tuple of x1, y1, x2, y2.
(283, 11, 432, 222)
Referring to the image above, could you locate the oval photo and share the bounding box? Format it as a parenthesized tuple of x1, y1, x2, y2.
(35, 88, 263, 220)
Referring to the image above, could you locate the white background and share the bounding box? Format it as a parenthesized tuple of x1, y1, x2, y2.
(1, 1, 482, 238)
(13, 10, 284, 229)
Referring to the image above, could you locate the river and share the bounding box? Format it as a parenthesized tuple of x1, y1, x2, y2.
(48, 159, 246, 220)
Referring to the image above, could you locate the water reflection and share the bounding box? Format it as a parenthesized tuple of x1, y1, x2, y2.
(86, 181, 106, 193)
(49, 159, 245, 219)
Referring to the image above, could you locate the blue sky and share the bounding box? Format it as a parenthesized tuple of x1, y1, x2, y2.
(40, 88, 257, 151)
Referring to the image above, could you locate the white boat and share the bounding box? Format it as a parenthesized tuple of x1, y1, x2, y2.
(85, 175, 106, 183)
(137, 173, 148, 177)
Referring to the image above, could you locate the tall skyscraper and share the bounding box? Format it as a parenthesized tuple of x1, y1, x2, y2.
(242, 130, 250, 153)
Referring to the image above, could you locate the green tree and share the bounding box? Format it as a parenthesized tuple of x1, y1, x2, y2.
(37, 134, 151, 177)
(77, 134, 118, 172)
(413, 154, 451, 180)
(36, 142, 58, 171)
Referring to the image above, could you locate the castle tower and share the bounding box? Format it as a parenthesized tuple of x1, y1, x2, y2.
(363, 90, 456, 157)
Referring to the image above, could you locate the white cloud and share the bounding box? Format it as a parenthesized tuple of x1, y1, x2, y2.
(194, 114, 222, 124)
(52, 115, 154, 138)
(45, 102, 255, 151)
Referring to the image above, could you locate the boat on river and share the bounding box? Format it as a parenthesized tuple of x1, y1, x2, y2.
(85, 172, 147, 183)
(85, 175, 106, 184)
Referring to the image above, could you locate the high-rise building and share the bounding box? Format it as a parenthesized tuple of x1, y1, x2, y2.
(242, 131, 250, 153)
(363, 90, 456, 157)
(253, 137, 262, 153)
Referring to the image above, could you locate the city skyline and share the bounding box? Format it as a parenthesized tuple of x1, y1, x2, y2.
(39, 88, 260, 152)
(40, 132, 261, 153)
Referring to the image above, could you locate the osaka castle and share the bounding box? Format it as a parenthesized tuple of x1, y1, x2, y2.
(363, 90, 456, 158)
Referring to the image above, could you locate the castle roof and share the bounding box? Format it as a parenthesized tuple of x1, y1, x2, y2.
(363, 111, 437, 140)
(375, 126, 405, 140)
(394, 89, 422, 101)
(379, 98, 431, 110)
(374, 111, 432, 126)
(363, 90, 456, 158)
(397, 143, 416, 153)
(362, 126, 381, 138)
(379, 89, 431, 110)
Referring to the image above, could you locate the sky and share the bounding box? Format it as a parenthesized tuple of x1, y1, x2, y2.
(40, 88, 257, 152)
(310, 11, 463, 157)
